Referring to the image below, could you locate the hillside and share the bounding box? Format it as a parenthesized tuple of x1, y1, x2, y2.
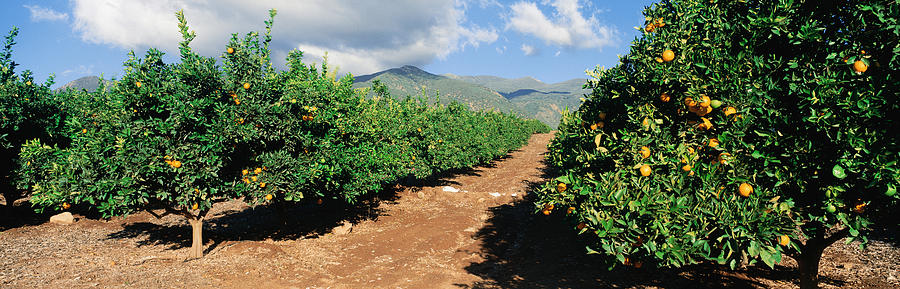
(55, 76, 110, 92)
(352, 66, 520, 115)
(445, 74, 587, 127)
(355, 66, 587, 127)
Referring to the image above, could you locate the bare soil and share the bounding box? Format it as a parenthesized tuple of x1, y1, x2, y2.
(1, 133, 897, 288)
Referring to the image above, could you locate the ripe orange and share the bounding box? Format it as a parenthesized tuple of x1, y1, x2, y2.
(567, 207, 576, 214)
(192, 203, 199, 210)
(242, 169, 249, 175)
(698, 95, 711, 108)
(645, 24, 656, 33)
(589, 123, 598, 130)
(639, 165, 652, 176)
(639, 146, 651, 159)
(660, 93, 671, 102)
(682, 164, 692, 172)
(254, 167, 262, 174)
(542, 209, 551, 215)
(557, 182, 567, 193)
(259, 182, 266, 188)
(683, 97, 696, 107)
(662, 50, 675, 62)
(708, 138, 719, 148)
(695, 106, 712, 117)
(778, 235, 790, 246)
(243, 82, 251, 90)
(234, 98, 241, 105)
(81, 128, 87, 134)
(317, 198, 324, 205)
(242, 178, 250, 184)
(251, 176, 258, 182)
(723, 106, 737, 116)
(62, 202, 71, 210)
(545, 203, 555, 211)
(135, 81, 141, 88)
(26, 81, 32, 86)
(853, 60, 868, 73)
(170, 160, 182, 168)
(718, 152, 731, 165)
(227, 47, 235, 54)
(265, 194, 273, 201)
(697, 117, 713, 131)
(739, 183, 753, 197)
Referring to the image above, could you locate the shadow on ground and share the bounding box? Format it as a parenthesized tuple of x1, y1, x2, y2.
(457, 158, 821, 289)
(103, 153, 508, 254)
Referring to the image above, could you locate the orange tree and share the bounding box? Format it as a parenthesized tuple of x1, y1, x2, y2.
(18, 10, 548, 259)
(0, 27, 66, 208)
(537, 1, 898, 288)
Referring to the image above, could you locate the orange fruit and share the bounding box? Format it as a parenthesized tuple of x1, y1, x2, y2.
(682, 164, 692, 172)
(639, 165, 652, 176)
(723, 106, 737, 116)
(259, 182, 266, 188)
(683, 97, 696, 107)
(718, 152, 731, 165)
(708, 138, 719, 148)
(542, 209, 551, 215)
(81, 129, 87, 134)
(251, 176, 258, 182)
(696, 117, 713, 131)
(598, 112, 607, 120)
(662, 50, 675, 62)
(695, 106, 713, 117)
(243, 82, 251, 89)
(254, 167, 262, 174)
(567, 207, 576, 214)
(135, 81, 141, 88)
(61, 202, 71, 210)
(242, 169, 249, 175)
(655, 18, 665, 27)
(25, 81, 32, 86)
(778, 235, 790, 246)
(191, 203, 199, 210)
(853, 60, 867, 73)
(317, 198, 324, 205)
(655, 57, 663, 63)
(698, 95, 711, 108)
(557, 182, 567, 193)
(234, 99, 241, 105)
(227, 47, 235, 54)
(853, 202, 866, 213)
(170, 160, 182, 168)
(544, 203, 555, 211)
(242, 178, 250, 184)
(639, 146, 651, 159)
(589, 123, 598, 130)
(660, 93, 671, 102)
(265, 194, 273, 201)
(645, 24, 656, 33)
(739, 183, 753, 197)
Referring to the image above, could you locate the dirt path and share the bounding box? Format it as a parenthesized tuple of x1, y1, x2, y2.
(1, 133, 897, 289)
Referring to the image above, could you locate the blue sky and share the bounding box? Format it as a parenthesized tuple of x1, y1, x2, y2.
(1, 0, 657, 88)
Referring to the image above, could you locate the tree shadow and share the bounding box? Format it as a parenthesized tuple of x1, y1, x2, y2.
(104, 155, 504, 255)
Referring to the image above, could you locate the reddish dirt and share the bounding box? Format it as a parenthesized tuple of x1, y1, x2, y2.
(1, 133, 897, 288)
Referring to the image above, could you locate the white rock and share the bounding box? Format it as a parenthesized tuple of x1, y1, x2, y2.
(489, 192, 501, 197)
(49, 212, 74, 225)
(332, 221, 353, 235)
(442, 186, 460, 192)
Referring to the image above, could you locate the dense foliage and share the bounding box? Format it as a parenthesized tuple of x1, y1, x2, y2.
(14, 10, 548, 258)
(0, 27, 66, 207)
(536, 0, 898, 287)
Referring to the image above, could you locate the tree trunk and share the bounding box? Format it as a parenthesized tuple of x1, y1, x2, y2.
(797, 245, 825, 289)
(188, 217, 204, 259)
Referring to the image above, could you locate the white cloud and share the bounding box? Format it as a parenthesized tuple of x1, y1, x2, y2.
(554, 50, 561, 57)
(495, 45, 507, 54)
(24, 5, 69, 22)
(70, 0, 498, 76)
(521, 44, 537, 56)
(506, 0, 616, 50)
(61, 64, 95, 77)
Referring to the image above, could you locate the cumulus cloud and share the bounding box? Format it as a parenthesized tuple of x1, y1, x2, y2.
(70, 0, 498, 76)
(521, 44, 537, 56)
(506, 0, 616, 50)
(24, 5, 69, 22)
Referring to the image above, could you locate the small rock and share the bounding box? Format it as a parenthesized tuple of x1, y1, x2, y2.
(442, 186, 460, 192)
(489, 192, 501, 197)
(49, 212, 75, 225)
(332, 221, 353, 235)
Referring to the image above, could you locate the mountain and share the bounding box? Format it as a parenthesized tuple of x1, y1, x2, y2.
(354, 66, 587, 127)
(444, 73, 588, 127)
(352, 66, 519, 114)
(56, 76, 111, 92)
